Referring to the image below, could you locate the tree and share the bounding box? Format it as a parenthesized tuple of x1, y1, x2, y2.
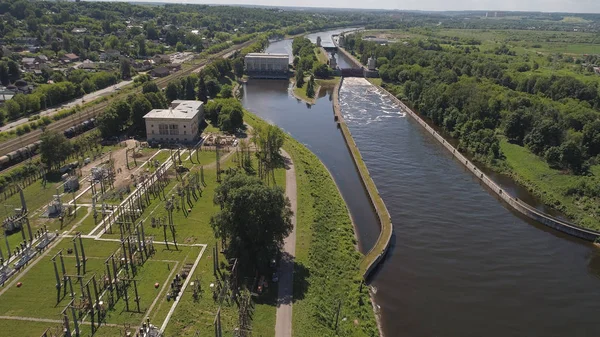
(197, 76, 207, 103)
(220, 84, 233, 98)
(165, 82, 179, 102)
(582, 120, 600, 157)
(306, 75, 315, 98)
(295, 69, 304, 88)
(111, 100, 131, 124)
(560, 140, 584, 174)
(0, 63, 8, 86)
(130, 95, 152, 132)
(120, 59, 132, 79)
(40, 130, 72, 170)
(97, 109, 121, 138)
(205, 78, 220, 98)
(312, 63, 329, 79)
(184, 76, 196, 100)
(4, 100, 21, 120)
(232, 58, 244, 78)
(211, 172, 293, 272)
(142, 81, 159, 94)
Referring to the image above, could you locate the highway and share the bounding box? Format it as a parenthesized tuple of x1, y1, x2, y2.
(0, 40, 254, 157)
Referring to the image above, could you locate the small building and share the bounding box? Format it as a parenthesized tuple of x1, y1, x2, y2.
(61, 53, 79, 63)
(153, 54, 171, 64)
(151, 67, 171, 77)
(100, 49, 120, 61)
(244, 53, 289, 79)
(367, 57, 377, 71)
(143, 100, 204, 144)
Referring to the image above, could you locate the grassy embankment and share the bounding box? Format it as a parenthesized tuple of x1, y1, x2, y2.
(499, 139, 600, 231)
(244, 111, 378, 337)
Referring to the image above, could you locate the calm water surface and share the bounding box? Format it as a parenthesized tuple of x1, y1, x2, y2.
(245, 34, 600, 337)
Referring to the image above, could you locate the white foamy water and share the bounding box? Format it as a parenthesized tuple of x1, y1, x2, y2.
(339, 78, 405, 125)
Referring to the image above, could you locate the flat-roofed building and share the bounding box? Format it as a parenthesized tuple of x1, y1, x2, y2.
(143, 100, 204, 144)
(244, 53, 289, 78)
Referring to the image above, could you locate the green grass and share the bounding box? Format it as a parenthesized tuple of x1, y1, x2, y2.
(499, 139, 600, 230)
(315, 48, 329, 64)
(244, 112, 378, 337)
(292, 81, 317, 105)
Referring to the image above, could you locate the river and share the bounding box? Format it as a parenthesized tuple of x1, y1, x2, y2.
(242, 30, 600, 337)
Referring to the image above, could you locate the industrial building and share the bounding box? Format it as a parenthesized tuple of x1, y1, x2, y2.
(244, 53, 289, 78)
(143, 100, 204, 144)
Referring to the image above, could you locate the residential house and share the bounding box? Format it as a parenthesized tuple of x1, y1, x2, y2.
(61, 53, 80, 63)
(151, 67, 171, 77)
(100, 49, 121, 61)
(153, 54, 171, 64)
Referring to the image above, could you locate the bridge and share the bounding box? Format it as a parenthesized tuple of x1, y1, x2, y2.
(340, 67, 364, 77)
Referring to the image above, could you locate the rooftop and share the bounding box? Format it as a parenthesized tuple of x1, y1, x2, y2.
(245, 53, 289, 59)
(143, 100, 203, 120)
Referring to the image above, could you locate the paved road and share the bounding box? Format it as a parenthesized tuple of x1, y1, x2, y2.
(275, 150, 297, 337)
(0, 77, 136, 132)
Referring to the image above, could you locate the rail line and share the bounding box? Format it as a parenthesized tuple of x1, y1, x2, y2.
(0, 40, 254, 157)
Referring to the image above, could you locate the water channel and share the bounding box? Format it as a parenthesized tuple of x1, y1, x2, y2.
(242, 30, 600, 337)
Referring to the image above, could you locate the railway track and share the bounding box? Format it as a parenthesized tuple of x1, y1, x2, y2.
(0, 40, 254, 157)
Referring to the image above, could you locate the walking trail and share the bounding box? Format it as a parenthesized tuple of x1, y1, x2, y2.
(275, 150, 297, 337)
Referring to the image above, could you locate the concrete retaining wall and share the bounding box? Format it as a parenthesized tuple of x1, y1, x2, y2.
(377, 86, 600, 242)
(332, 78, 394, 280)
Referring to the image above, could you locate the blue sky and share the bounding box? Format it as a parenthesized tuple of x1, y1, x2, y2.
(123, 0, 600, 13)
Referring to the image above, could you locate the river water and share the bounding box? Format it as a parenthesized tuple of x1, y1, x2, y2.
(243, 31, 600, 337)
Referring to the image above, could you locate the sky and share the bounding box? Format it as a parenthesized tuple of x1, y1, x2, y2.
(122, 0, 600, 14)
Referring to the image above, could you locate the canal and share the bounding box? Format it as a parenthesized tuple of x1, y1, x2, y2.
(242, 31, 600, 337)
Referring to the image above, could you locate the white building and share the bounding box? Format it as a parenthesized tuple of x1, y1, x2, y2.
(244, 53, 289, 78)
(143, 100, 204, 144)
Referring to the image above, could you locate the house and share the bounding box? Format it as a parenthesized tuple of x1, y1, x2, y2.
(100, 49, 121, 61)
(61, 53, 80, 63)
(22, 57, 36, 69)
(143, 100, 204, 144)
(165, 63, 182, 72)
(35, 55, 48, 63)
(71, 28, 87, 34)
(594, 67, 600, 75)
(153, 54, 171, 64)
(151, 67, 171, 77)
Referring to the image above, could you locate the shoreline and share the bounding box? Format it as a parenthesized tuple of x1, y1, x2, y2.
(373, 83, 600, 242)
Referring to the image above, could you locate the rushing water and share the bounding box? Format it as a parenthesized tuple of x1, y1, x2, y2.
(244, 32, 600, 337)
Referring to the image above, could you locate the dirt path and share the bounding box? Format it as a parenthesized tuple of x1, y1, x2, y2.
(275, 150, 297, 337)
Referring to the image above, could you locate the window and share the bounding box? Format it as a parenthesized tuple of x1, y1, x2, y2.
(169, 124, 179, 135)
(159, 124, 169, 135)
(183, 125, 186, 128)
(152, 130, 154, 134)
(184, 131, 186, 135)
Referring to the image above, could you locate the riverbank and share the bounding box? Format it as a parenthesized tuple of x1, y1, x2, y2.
(291, 78, 320, 105)
(243, 110, 378, 336)
(332, 78, 393, 279)
(372, 83, 600, 241)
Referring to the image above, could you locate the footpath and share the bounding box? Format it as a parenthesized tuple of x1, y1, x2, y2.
(274, 149, 297, 337)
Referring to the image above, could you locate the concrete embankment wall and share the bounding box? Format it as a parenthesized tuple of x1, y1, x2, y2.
(376, 85, 600, 242)
(336, 47, 363, 69)
(332, 78, 394, 280)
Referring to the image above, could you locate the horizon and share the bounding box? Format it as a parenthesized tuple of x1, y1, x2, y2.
(91, 0, 600, 15)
